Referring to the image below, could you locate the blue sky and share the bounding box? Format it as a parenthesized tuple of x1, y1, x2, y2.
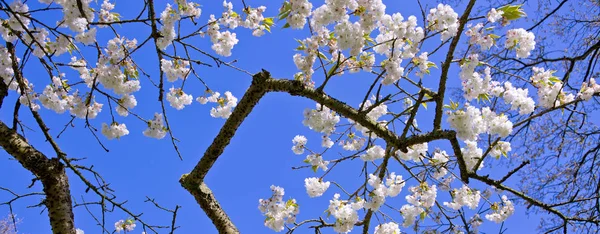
(0, 0, 570, 233)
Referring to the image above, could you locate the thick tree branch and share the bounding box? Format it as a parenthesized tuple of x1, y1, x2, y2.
(0, 121, 75, 234)
(182, 71, 472, 232)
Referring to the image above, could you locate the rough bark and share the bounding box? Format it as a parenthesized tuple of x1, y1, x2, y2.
(0, 121, 75, 234)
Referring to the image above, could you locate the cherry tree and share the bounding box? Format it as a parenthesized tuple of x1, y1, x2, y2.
(0, 0, 599, 233)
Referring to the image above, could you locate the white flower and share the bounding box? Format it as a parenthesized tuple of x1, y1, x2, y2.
(485, 195, 515, 223)
(374, 222, 400, 234)
(427, 4, 459, 41)
(302, 104, 340, 134)
(321, 135, 334, 148)
(447, 104, 486, 141)
(304, 177, 330, 197)
(406, 183, 437, 208)
(443, 185, 481, 210)
(502, 82, 535, 115)
(385, 172, 405, 197)
(75, 27, 97, 45)
(305, 154, 329, 171)
(461, 140, 484, 172)
(328, 194, 364, 233)
(143, 113, 167, 139)
(530, 67, 574, 108)
(208, 91, 238, 119)
(400, 204, 424, 227)
(166, 87, 193, 110)
(361, 145, 386, 161)
(490, 141, 511, 158)
(161, 59, 190, 82)
(487, 8, 504, 23)
(292, 135, 307, 155)
(396, 143, 428, 162)
(114, 218, 136, 232)
(578, 78, 600, 101)
(431, 150, 449, 179)
(505, 28, 535, 58)
(101, 122, 129, 140)
(258, 185, 299, 232)
(116, 95, 137, 117)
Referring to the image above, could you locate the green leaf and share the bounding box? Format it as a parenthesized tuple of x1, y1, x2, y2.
(427, 61, 438, 69)
(421, 102, 427, 110)
(478, 93, 490, 103)
(420, 211, 427, 220)
(498, 4, 527, 21)
(489, 34, 500, 39)
(318, 51, 328, 61)
(311, 165, 318, 172)
(263, 17, 274, 26)
(303, 159, 310, 164)
(282, 22, 291, 29)
(327, 63, 338, 78)
(549, 76, 562, 83)
(278, 1, 292, 20)
(363, 33, 374, 46)
(295, 39, 306, 50)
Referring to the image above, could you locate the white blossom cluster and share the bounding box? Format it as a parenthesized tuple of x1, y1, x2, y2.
(578, 78, 600, 101)
(94, 37, 141, 95)
(143, 113, 168, 139)
(365, 173, 405, 211)
(327, 193, 365, 233)
(502, 82, 536, 115)
(505, 28, 536, 58)
(114, 218, 136, 232)
(340, 134, 366, 151)
(101, 122, 129, 140)
(302, 104, 340, 135)
(530, 67, 575, 108)
(157, 1, 202, 49)
(207, 15, 239, 57)
(396, 143, 428, 162)
(258, 186, 299, 232)
(426, 4, 459, 41)
(292, 135, 307, 155)
(0, 1, 30, 42)
(98, 0, 119, 26)
(304, 177, 330, 197)
(161, 59, 190, 82)
(361, 145, 385, 161)
(443, 185, 481, 210)
(287, 0, 313, 29)
(431, 150, 449, 179)
(458, 55, 501, 101)
(374, 222, 401, 234)
(351, 99, 387, 137)
(465, 23, 495, 50)
(38, 75, 103, 119)
(304, 154, 329, 171)
(461, 140, 484, 172)
(447, 104, 513, 141)
(197, 91, 238, 119)
(487, 8, 504, 23)
(166, 87, 193, 110)
(116, 95, 138, 117)
(400, 182, 436, 227)
(0, 48, 16, 90)
(490, 141, 512, 158)
(485, 195, 515, 223)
